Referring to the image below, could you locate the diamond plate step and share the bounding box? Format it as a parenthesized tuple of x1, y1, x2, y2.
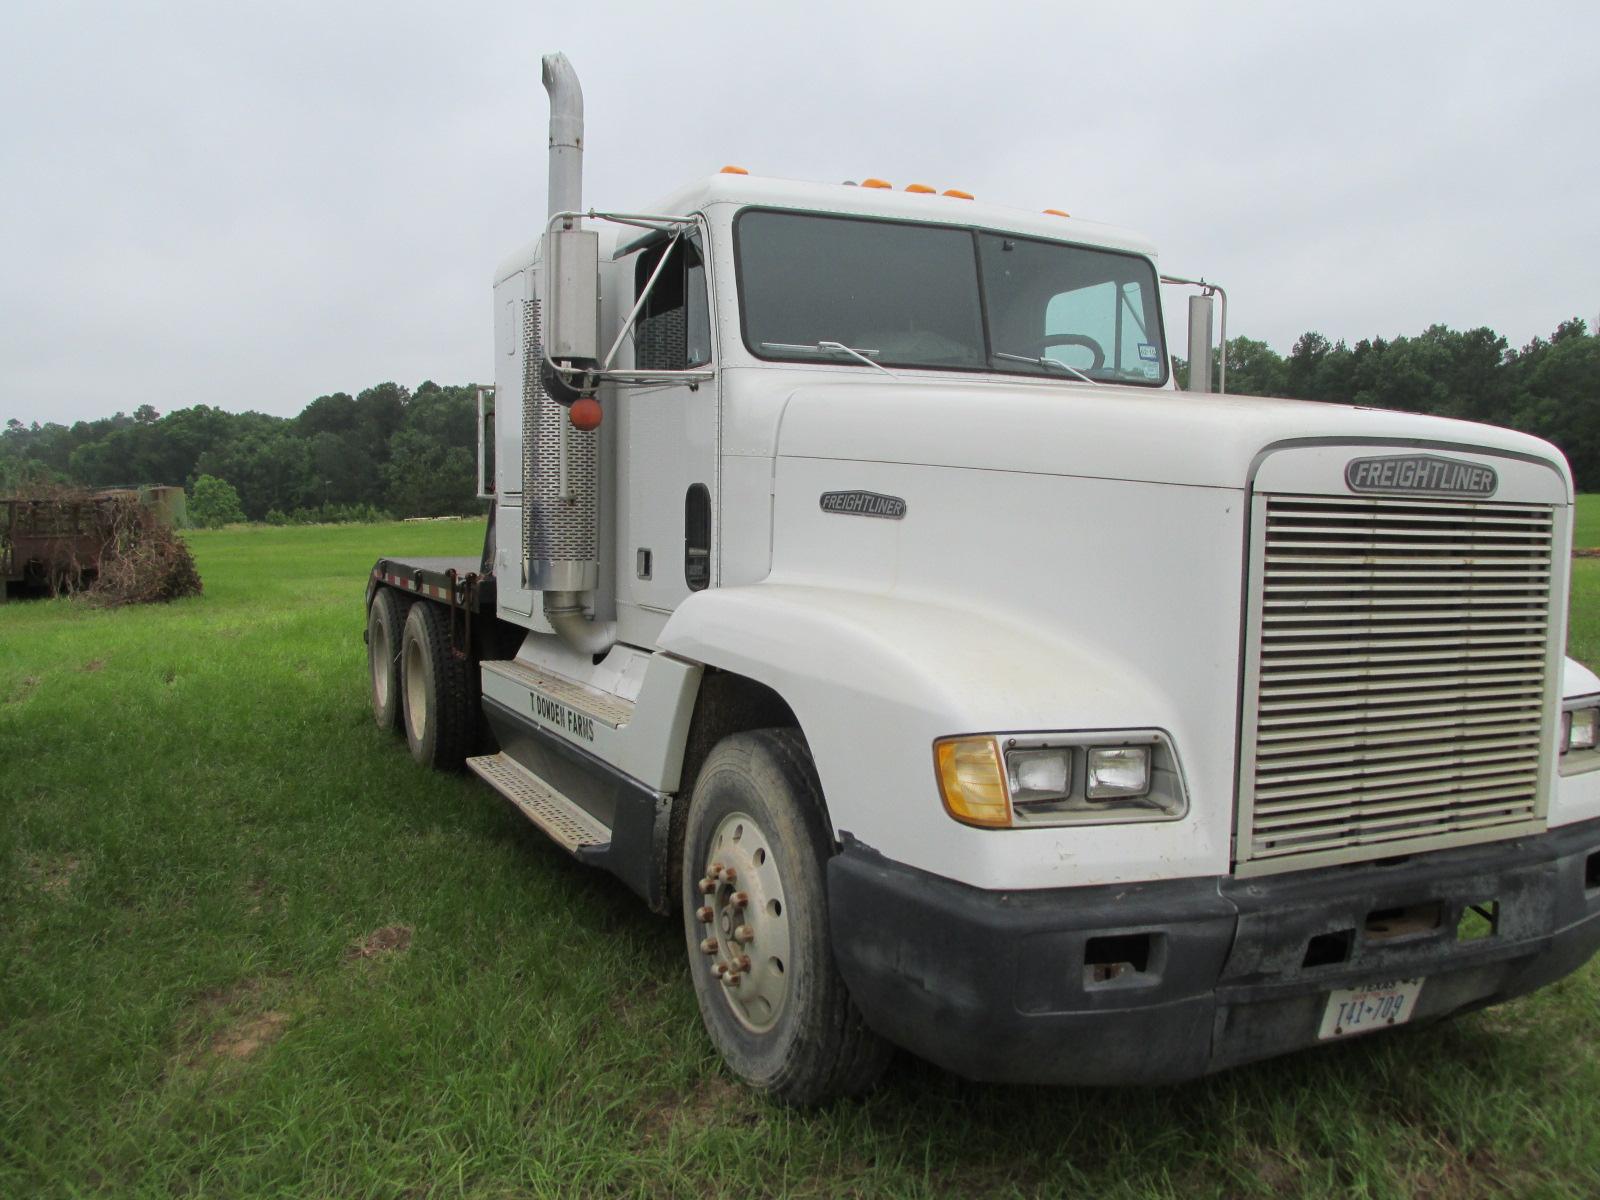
(466, 753, 610, 854)
(480, 659, 635, 729)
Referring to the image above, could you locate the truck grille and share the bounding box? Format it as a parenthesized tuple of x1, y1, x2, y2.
(1239, 493, 1555, 871)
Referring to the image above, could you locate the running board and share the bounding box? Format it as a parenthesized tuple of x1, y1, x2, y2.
(466, 752, 611, 854)
(480, 659, 635, 730)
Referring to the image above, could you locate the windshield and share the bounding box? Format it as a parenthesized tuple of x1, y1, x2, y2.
(735, 209, 1166, 385)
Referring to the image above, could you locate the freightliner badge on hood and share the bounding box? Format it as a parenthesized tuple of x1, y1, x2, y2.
(1344, 454, 1497, 498)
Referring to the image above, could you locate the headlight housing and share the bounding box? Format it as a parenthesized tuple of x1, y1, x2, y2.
(936, 730, 1186, 828)
(1562, 706, 1598, 754)
(1560, 696, 1600, 775)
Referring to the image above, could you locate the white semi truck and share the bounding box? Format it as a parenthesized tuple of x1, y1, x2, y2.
(364, 52, 1600, 1103)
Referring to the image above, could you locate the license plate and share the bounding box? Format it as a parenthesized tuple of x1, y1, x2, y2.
(1318, 978, 1424, 1040)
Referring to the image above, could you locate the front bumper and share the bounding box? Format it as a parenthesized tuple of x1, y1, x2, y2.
(828, 817, 1600, 1085)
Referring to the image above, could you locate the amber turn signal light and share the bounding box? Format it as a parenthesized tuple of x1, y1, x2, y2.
(934, 736, 1012, 828)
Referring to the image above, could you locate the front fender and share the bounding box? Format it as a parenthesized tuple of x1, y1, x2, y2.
(658, 583, 1230, 888)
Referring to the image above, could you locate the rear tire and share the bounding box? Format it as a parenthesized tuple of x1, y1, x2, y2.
(681, 728, 890, 1105)
(399, 600, 473, 770)
(367, 588, 410, 733)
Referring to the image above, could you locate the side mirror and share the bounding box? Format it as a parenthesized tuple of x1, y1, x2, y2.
(543, 227, 600, 385)
(1186, 294, 1214, 393)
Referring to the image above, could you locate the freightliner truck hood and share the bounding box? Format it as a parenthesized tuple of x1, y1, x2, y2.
(769, 379, 1571, 494)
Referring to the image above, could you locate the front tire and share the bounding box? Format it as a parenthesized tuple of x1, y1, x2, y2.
(398, 600, 473, 769)
(681, 728, 889, 1105)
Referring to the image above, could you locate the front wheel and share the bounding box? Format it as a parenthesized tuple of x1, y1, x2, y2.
(681, 728, 889, 1105)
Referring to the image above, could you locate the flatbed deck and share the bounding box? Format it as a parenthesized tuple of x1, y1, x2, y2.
(371, 555, 495, 611)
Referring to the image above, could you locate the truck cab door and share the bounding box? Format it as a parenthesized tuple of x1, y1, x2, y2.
(613, 235, 717, 643)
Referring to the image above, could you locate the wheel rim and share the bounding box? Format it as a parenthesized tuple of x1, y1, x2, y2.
(404, 635, 427, 742)
(371, 616, 390, 710)
(694, 810, 791, 1033)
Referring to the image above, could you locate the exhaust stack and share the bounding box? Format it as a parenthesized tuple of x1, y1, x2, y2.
(542, 53, 584, 219)
(530, 52, 614, 657)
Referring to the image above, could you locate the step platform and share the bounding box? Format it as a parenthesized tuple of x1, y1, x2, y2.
(466, 752, 611, 853)
(480, 659, 635, 729)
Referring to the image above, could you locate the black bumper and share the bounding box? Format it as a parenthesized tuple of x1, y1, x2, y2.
(828, 818, 1600, 1085)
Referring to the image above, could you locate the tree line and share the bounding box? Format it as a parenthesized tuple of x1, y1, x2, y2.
(1, 381, 482, 520)
(3, 315, 1598, 517)
(1181, 316, 1600, 487)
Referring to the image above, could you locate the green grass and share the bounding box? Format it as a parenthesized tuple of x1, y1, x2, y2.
(1574, 494, 1600, 552)
(5, 520, 1600, 1198)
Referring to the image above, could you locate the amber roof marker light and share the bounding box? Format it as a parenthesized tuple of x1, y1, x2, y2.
(942, 189, 974, 199)
(719, 165, 749, 175)
(861, 177, 893, 189)
(1043, 208, 1070, 217)
(905, 183, 936, 193)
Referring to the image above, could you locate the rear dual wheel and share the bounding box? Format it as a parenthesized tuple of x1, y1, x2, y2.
(682, 728, 889, 1105)
(367, 588, 410, 732)
(399, 599, 476, 770)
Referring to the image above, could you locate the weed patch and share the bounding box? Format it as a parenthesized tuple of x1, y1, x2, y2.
(22, 854, 80, 897)
(345, 924, 414, 962)
(207, 1011, 290, 1062)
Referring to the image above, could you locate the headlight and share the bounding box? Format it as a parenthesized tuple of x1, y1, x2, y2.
(1006, 747, 1072, 803)
(1564, 707, 1598, 754)
(1086, 746, 1151, 799)
(935, 731, 1185, 828)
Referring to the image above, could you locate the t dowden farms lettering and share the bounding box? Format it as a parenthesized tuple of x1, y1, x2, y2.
(1345, 455, 1497, 497)
(534, 694, 596, 742)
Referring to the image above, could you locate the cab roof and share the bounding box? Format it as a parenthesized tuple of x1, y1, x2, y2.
(496, 172, 1160, 283)
(648, 172, 1160, 260)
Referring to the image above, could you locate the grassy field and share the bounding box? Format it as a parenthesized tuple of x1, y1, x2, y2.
(5, 515, 1600, 1199)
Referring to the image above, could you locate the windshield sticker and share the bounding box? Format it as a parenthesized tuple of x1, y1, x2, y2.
(1138, 342, 1159, 362)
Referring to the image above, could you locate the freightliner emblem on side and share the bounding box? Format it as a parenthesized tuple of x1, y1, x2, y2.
(819, 490, 907, 519)
(1344, 454, 1498, 498)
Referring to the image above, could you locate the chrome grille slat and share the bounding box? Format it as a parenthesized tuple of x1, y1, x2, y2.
(1255, 763, 1540, 804)
(1258, 697, 1543, 729)
(1267, 560, 1542, 569)
(1249, 809, 1534, 856)
(1257, 719, 1544, 756)
(1254, 785, 1540, 828)
(1239, 492, 1555, 872)
(1256, 741, 1542, 783)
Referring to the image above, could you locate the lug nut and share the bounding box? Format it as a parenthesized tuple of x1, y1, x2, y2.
(722, 867, 737, 883)
(713, 961, 728, 977)
(699, 937, 718, 955)
(696, 906, 714, 924)
(698, 877, 716, 895)
(734, 924, 755, 943)
(735, 954, 751, 973)
(731, 891, 750, 908)
(721, 971, 741, 987)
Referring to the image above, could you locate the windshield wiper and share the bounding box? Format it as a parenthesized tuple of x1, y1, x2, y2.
(760, 341, 900, 379)
(992, 351, 1095, 384)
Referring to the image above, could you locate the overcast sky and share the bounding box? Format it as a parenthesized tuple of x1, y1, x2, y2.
(4, 1, 1597, 427)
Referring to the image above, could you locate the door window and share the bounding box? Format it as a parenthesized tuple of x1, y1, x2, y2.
(634, 239, 712, 370)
